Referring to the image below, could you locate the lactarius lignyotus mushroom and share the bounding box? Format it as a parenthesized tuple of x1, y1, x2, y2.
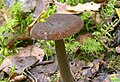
(30, 14, 83, 82)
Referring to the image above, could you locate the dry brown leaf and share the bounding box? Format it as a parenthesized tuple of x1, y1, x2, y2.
(82, 68, 93, 77)
(30, 61, 58, 82)
(70, 59, 108, 81)
(17, 45, 44, 61)
(82, 59, 101, 77)
(30, 62, 58, 74)
(55, 1, 101, 14)
(70, 60, 86, 81)
(0, 56, 38, 75)
(67, 2, 100, 12)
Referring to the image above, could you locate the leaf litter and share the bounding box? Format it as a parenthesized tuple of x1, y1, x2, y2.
(0, 0, 120, 82)
(17, 45, 44, 61)
(0, 45, 59, 82)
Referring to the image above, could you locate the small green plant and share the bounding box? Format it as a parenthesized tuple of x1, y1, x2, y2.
(92, 0, 117, 39)
(8, 2, 33, 34)
(111, 78, 120, 82)
(0, 0, 4, 9)
(80, 38, 104, 55)
(92, 19, 117, 40)
(65, 37, 80, 60)
(107, 55, 120, 70)
(57, 0, 88, 5)
(9, 65, 16, 77)
(0, 2, 33, 59)
(0, 78, 7, 82)
(80, 11, 92, 31)
(110, 74, 120, 82)
(101, 0, 117, 19)
(37, 40, 55, 60)
(0, 38, 10, 57)
(37, 37, 80, 60)
(76, 38, 104, 61)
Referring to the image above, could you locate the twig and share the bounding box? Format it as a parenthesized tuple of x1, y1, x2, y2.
(11, 75, 27, 82)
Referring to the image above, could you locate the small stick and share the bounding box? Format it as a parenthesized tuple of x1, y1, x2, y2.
(11, 75, 27, 82)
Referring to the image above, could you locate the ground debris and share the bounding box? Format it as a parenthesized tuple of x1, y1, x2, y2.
(30, 61, 58, 82)
(0, 56, 39, 75)
(70, 59, 111, 82)
(17, 45, 44, 61)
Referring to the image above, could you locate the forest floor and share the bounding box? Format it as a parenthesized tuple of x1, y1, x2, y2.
(0, 0, 120, 82)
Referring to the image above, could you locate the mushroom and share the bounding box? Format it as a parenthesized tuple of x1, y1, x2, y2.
(30, 14, 83, 82)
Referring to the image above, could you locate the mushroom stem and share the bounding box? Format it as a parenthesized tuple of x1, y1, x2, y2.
(55, 39, 74, 82)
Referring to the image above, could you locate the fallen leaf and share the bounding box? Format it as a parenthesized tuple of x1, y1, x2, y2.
(82, 59, 101, 77)
(67, 2, 101, 12)
(32, 73, 49, 82)
(17, 45, 44, 61)
(82, 68, 93, 77)
(30, 61, 58, 82)
(54, 1, 101, 14)
(70, 60, 86, 81)
(70, 59, 108, 81)
(30, 61, 58, 74)
(0, 56, 39, 75)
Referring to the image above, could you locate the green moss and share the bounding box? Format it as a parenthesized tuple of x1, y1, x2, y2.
(80, 38, 104, 55)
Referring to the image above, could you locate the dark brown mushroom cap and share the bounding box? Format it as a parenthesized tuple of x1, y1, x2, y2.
(30, 14, 83, 40)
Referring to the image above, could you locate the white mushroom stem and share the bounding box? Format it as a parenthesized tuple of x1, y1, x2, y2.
(55, 39, 74, 82)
